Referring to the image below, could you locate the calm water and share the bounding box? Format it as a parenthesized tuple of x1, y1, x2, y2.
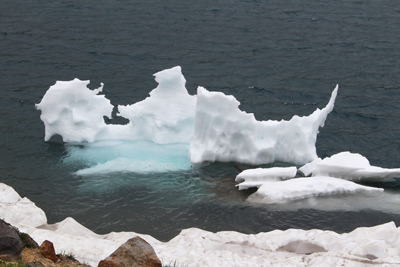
(1, 0, 400, 241)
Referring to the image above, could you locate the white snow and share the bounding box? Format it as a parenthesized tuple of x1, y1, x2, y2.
(299, 151, 400, 181)
(0, 183, 47, 228)
(36, 66, 338, 169)
(36, 66, 197, 144)
(2, 182, 400, 267)
(35, 79, 112, 143)
(116, 66, 197, 144)
(189, 85, 338, 165)
(235, 167, 297, 190)
(246, 176, 383, 204)
(31, 66, 400, 266)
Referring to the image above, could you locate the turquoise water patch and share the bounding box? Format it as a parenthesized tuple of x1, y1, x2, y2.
(62, 140, 192, 175)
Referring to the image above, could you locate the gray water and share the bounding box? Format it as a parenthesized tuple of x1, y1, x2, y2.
(1, 0, 400, 241)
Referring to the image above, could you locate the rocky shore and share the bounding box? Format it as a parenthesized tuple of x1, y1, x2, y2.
(2, 182, 400, 267)
(0, 219, 162, 267)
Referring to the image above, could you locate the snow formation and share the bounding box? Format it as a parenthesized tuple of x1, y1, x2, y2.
(300, 151, 400, 181)
(35, 79, 112, 143)
(234, 151, 400, 205)
(235, 167, 297, 190)
(36, 66, 338, 169)
(2, 182, 400, 267)
(35, 66, 197, 144)
(247, 176, 383, 204)
(189, 85, 338, 165)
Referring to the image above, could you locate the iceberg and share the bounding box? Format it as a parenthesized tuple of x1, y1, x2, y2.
(2, 182, 400, 267)
(299, 151, 400, 181)
(36, 66, 338, 169)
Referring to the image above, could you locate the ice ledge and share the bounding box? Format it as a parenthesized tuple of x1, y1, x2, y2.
(1, 183, 400, 267)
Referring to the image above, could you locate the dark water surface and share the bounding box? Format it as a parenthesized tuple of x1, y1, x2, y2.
(1, 0, 400, 241)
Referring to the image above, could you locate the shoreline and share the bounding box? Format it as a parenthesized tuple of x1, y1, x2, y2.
(1, 182, 400, 266)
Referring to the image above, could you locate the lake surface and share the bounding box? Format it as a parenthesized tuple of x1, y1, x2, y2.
(1, 0, 400, 241)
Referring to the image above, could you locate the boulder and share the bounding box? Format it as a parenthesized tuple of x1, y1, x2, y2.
(0, 219, 24, 261)
(39, 240, 58, 263)
(98, 236, 161, 267)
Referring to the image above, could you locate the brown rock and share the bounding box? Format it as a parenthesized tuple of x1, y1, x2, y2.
(39, 240, 58, 263)
(0, 219, 24, 261)
(98, 236, 161, 267)
(22, 247, 90, 267)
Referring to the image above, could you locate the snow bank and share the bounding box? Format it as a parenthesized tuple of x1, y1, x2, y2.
(0, 183, 47, 228)
(300, 152, 400, 181)
(36, 66, 338, 168)
(2, 182, 400, 267)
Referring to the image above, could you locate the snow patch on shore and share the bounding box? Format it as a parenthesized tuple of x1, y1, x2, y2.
(2, 183, 400, 267)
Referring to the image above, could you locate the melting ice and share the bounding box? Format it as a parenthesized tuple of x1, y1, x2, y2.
(36, 66, 400, 208)
(36, 66, 338, 175)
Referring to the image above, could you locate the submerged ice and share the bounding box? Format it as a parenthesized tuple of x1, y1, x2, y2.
(36, 66, 338, 174)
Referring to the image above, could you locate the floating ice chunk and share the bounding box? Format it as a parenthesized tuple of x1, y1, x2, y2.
(37, 67, 339, 168)
(116, 66, 197, 144)
(36, 66, 197, 144)
(299, 152, 400, 181)
(189, 85, 338, 165)
(246, 176, 383, 204)
(235, 167, 297, 190)
(35, 79, 112, 142)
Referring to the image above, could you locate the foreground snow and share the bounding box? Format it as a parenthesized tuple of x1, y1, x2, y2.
(1, 183, 400, 267)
